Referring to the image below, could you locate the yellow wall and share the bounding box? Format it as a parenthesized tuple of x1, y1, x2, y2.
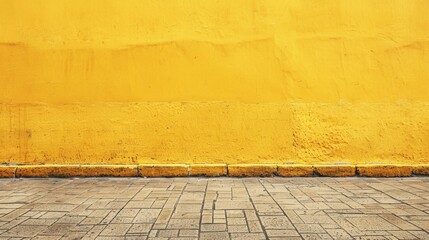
(1, 0, 428, 165)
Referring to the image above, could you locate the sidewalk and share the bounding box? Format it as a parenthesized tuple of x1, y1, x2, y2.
(0, 177, 428, 239)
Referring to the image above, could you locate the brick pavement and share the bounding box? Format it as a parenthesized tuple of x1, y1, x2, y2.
(0, 177, 428, 239)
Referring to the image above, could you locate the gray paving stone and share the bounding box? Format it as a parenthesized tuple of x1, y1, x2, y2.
(216, 201, 253, 210)
(2, 225, 47, 237)
(127, 223, 152, 234)
(347, 216, 400, 231)
(201, 223, 227, 232)
(99, 223, 131, 236)
(230, 233, 266, 240)
(179, 229, 198, 237)
(227, 225, 248, 233)
(295, 223, 326, 233)
(168, 219, 200, 229)
(133, 209, 161, 223)
(157, 229, 179, 237)
(266, 229, 300, 237)
(200, 232, 230, 240)
(259, 216, 294, 229)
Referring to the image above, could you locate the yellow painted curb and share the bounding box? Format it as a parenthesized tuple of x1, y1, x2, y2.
(413, 164, 429, 175)
(3, 164, 429, 178)
(0, 166, 16, 178)
(277, 164, 313, 177)
(15, 165, 138, 177)
(314, 165, 356, 177)
(357, 164, 413, 177)
(228, 164, 277, 177)
(139, 164, 188, 177)
(189, 164, 227, 176)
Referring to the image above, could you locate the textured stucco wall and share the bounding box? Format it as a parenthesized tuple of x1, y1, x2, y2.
(0, 0, 428, 165)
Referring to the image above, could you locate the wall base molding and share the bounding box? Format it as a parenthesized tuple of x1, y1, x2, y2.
(1, 164, 428, 178)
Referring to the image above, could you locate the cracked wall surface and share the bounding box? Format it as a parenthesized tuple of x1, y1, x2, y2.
(0, 0, 428, 164)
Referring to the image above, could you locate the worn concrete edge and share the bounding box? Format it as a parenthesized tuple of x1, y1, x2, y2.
(314, 164, 356, 177)
(228, 164, 278, 177)
(0, 164, 428, 178)
(412, 164, 429, 176)
(277, 164, 314, 177)
(13, 164, 139, 178)
(138, 164, 189, 177)
(189, 164, 227, 177)
(356, 164, 414, 177)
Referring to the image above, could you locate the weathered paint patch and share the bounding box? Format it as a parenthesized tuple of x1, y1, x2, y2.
(314, 165, 356, 177)
(15, 165, 138, 177)
(189, 164, 227, 177)
(139, 164, 189, 177)
(0, 166, 16, 178)
(1, 164, 428, 177)
(357, 164, 413, 177)
(228, 164, 277, 177)
(277, 164, 314, 177)
(413, 164, 429, 175)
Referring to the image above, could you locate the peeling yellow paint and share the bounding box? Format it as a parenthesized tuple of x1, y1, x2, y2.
(0, 0, 428, 166)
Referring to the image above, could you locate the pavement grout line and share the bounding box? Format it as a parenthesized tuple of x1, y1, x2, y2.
(256, 178, 305, 240)
(198, 180, 208, 239)
(242, 179, 270, 240)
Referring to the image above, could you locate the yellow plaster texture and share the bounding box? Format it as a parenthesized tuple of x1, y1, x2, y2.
(0, 1, 428, 166)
